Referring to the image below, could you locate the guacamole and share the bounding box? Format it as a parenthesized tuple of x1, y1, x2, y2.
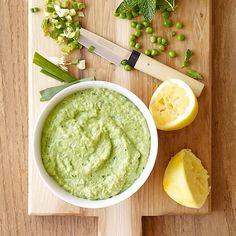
(41, 88, 150, 200)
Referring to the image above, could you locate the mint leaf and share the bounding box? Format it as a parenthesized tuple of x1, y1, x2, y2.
(186, 69, 203, 80)
(116, 0, 137, 14)
(156, 0, 176, 11)
(156, 0, 169, 7)
(138, 0, 156, 22)
(182, 49, 193, 68)
(115, 0, 176, 21)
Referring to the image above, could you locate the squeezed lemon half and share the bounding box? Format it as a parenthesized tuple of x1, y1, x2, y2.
(163, 149, 210, 208)
(149, 79, 198, 131)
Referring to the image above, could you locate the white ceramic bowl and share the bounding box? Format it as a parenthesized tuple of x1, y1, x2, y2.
(33, 81, 158, 208)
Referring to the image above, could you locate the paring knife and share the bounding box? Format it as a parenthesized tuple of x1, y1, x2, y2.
(78, 28, 204, 97)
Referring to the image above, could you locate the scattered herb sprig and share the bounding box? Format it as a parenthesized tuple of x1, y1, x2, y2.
(182, 50, 204, 80)
(186, 69, 203, 80)
(182, 49, 193, 68)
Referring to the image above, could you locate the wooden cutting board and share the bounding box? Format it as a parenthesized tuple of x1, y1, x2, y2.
(28, 0, 212, 235)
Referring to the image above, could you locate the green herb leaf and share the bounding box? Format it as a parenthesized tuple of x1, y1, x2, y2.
(33, 52, 76, 83)
(116, 0, 137, 14)
(186, 69, 203, 80)
(156, 0, 176, 12)
(115, 0, 176, 22)
(40, 77, 96, 101)
(138, 0, 156, 22)
(163, 0, 176, 11)
(182, 49, 193, 68)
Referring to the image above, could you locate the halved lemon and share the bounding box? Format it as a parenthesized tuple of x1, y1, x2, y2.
(163, 149, 210, 208)
(149, 79, 198, 131)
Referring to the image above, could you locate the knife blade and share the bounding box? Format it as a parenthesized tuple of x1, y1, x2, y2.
(78, 28, 204, 97)
(78, 28, 131, 66)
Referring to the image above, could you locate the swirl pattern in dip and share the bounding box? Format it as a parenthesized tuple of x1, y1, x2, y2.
(41, 88, 150, 199)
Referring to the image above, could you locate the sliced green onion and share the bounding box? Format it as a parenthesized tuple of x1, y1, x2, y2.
(31, 7, 40, 13)
(69, 9, 76, 16)
(40, 69, 65, 82)
(77, 2, 86, 10)
(33, 52, 76, 82)
(46, 6, 54, 13)
(42, 0, 86, 54)
(88, 45, 96, 53)
(76, 60, 86, 70)
(60, 0, 69, 8)
(61, 41, 80, 54)
(40, 77, 96, 101)
(71, 58, 80, 65)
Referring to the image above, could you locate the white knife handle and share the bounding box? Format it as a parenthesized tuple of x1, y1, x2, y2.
(133, 53, 204, 97)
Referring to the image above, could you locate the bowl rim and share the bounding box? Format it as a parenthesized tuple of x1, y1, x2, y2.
(33, 81, 158, 208)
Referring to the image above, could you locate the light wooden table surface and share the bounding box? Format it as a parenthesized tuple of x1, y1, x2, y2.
(0, 0, 235, 235)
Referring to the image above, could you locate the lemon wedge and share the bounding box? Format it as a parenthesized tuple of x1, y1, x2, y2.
(149, 79, 198, 131)
(163, 149, 210, 208)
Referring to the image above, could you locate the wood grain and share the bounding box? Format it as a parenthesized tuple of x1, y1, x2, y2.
(1, 0, 236, 236)
(29, 0, 211, 219)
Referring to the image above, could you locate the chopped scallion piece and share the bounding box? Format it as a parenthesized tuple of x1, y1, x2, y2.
(71, 58, 80, 65)
(77, 2, 86, 10)
(76, 60, 86, 70)
(73, 2, 86, 10)
(88, 46, 95, 53)
(41, 0, 86, 54)
(60, 0, 69, 8)
(31, 7, 40, 13)
(61, 41, 80, 54)
(46, 7, 54, 13)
